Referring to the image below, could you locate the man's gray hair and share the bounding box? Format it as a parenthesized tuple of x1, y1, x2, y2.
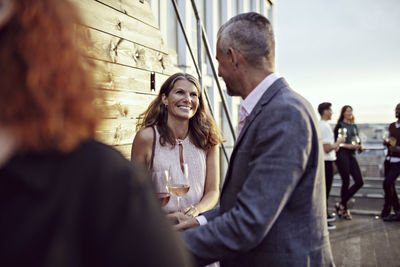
(217, 12, 275, 70)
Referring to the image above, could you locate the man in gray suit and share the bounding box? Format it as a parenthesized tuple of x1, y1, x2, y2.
(175, 12, 334, 267)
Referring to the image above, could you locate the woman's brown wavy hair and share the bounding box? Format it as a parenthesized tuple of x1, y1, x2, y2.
(0, 0, 100, 152)
(136, 73, 223, 150)
(337, 105, 355, 124)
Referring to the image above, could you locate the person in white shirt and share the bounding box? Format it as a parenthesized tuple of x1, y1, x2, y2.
(318, 102, 345, 229)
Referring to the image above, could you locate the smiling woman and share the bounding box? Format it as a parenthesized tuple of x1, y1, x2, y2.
(133, 73, 222, 154)
(161, 79, 200, 124)
(131, 72, 223, 219)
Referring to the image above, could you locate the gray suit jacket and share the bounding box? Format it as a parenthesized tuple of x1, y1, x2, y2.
(183, 78, 334, 267)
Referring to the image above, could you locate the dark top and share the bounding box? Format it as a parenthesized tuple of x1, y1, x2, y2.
(388, 122, 400, 158)
(334, 121, 360, 145)
(0, 139, 192, 267)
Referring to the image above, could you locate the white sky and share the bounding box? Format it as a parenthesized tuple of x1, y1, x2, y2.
(274, 0, 400, 123)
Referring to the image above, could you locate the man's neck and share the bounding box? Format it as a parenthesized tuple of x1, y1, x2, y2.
(242, 70, 273, 99)
(321, 116, 330, 121)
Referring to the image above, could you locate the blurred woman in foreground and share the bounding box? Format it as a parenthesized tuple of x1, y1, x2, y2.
(0, 0, 191, 266)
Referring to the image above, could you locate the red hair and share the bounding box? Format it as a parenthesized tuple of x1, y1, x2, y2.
(0, 0, 100, 152)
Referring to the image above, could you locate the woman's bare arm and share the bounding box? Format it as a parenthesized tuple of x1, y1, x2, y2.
(130, 127, 154, 168)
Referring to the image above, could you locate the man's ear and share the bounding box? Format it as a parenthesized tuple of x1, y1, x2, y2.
(227, 47, 239, 69)
(0, 0, 14, 29)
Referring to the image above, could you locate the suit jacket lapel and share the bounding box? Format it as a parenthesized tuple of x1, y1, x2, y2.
(233, 78, 288, 150)
(221, 78, 289, 194)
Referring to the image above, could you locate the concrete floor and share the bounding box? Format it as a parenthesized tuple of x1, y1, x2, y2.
(329, 214, 400, 267)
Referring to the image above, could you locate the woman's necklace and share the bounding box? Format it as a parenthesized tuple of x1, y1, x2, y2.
(175, 129, 188, 142)
(176, 134, 188, 145)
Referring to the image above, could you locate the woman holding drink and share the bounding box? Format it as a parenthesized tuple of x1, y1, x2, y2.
(334, 105, 364, 220)
(131, 73, 223, 218)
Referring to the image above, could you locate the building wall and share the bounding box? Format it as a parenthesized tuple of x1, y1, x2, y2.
(71, 0, 275, 175)
(71, 0, 181, 159)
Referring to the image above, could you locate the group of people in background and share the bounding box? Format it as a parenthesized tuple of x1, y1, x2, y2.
(318, 102, 400, 228)
(318, 103, 364, 230)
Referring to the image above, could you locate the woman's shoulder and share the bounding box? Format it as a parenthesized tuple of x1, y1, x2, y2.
(134, 127, 155, 146)
(334, 121, 342, 129)
(337, 121, 352, 128)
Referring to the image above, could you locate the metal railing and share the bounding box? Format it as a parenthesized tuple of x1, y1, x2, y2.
(170, 0, 237, 164)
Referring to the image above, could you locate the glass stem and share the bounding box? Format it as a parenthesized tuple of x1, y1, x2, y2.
(177, 196, 181, 212)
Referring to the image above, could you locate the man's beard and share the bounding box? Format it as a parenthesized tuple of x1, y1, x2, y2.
(225, 82, 238, 97)
(226, 85, 234, 96)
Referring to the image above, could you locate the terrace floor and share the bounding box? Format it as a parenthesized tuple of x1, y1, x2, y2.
(329, 214, 400, 267)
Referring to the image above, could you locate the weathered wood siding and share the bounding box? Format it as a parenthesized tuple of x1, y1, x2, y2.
(71, 0, 181, 159)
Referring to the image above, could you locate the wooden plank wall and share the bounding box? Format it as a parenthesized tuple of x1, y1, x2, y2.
(71, 0, 181, 159)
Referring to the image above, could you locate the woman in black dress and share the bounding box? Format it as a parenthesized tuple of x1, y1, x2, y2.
(334, 105, 364, 220)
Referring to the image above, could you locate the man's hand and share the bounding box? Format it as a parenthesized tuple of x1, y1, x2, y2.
(383, 139, 389, 146)
(174, 217, 200, 231)
(166, 211, 191, 225)
(166, 212, 200, 231)
(337, 136, 346, 144)
(184, 205, 200, 217)
(333, 137, 345, 152)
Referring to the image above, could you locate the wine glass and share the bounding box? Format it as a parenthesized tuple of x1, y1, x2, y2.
(338, 128, 347, 147)
(383, 132, 390, 146)
(152, 170, 170, 207)
(351, 135, 363, 153)
(351, 136, 358, 145)
(342, 128, 348, 138)
(168, 163, 190, 212)
(356, 136, 361, 145)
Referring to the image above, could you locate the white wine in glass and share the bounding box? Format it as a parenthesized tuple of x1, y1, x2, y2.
(168, 163, 190, 211)
(351, 136, 357, 145)
(338, 128, 347, 147)
(152, 170, 170, 207)
(168, 184, 190, 197)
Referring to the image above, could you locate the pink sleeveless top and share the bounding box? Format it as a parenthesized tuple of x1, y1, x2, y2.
(153, 127, 206, 213)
